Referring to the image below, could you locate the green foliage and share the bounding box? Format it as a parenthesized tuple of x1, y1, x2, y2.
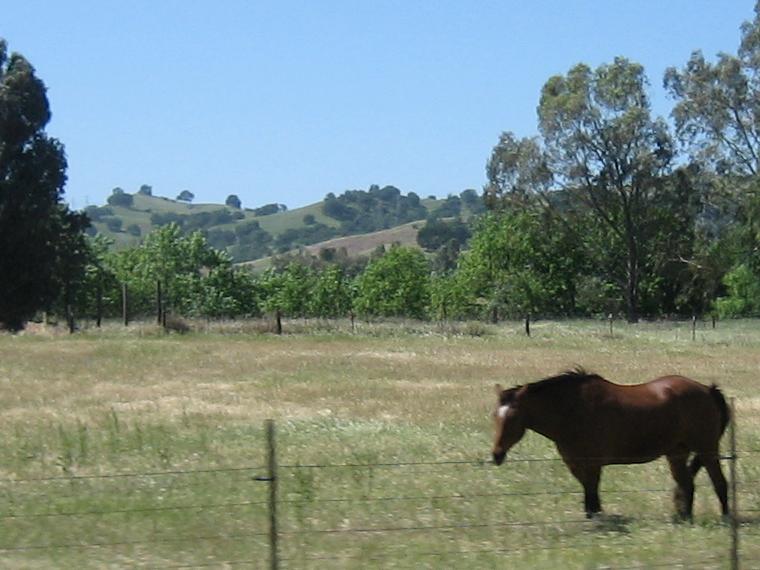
(665, 7, 760, 176)
(715, 264, 760, 317)
(188, 265, 260, 318)
(176, 190, 194, 203)
(225, 194, 241, 209)
(428, 272, 475, 320)
(273, 223, 337, 253)
(108, 224, 233, 316)
(107, 189, 134, 207)
(258, 262, 316, 317)
(416, 219, 470, 252)
(229, 220, 273, 261)
(84, 206, 113, 222)
(485, 133, 551, 207)
(454, 210, 584, 318)
(353, 246, 431, 319)
(0, 39, 90, 330)
(253, 203, 285, 216)
(322, 185, 429, 234)
(309, 265, 354, 318)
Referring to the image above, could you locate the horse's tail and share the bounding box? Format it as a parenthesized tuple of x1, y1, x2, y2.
(709, 384, 730, 436)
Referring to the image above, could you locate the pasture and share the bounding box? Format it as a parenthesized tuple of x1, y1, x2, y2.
(1, 319, 759, 568)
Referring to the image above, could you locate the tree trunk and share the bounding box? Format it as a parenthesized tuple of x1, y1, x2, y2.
(625, 238, 639, 323)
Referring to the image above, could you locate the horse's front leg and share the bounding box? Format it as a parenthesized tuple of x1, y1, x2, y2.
(565, 459, 602, 518)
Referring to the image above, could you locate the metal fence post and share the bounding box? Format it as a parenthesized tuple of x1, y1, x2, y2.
(729, 397, 739, 570)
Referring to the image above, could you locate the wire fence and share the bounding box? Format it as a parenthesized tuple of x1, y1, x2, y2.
(2, 419, 759, 569)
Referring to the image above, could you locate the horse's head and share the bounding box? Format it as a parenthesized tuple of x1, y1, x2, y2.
(492, 384, 526, 466)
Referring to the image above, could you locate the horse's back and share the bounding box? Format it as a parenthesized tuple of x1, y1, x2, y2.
(587, 375, 726, 460)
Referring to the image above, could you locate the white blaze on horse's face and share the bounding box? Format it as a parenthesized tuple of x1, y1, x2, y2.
(497, 405, 510, 420)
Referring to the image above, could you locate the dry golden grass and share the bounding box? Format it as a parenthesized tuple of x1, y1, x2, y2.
(1, 318, 759, 568)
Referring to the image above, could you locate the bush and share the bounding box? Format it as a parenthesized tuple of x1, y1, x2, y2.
(715, 264, 760, 317)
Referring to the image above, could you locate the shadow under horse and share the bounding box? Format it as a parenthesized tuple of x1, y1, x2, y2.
(491, 367, 730, 520)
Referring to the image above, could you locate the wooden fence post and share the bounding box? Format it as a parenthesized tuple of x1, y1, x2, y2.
(96, 281, 103, 328)
(156, 280, 163, 325)
(254, 419, 279, 569)
(525, 314, 531, 337)
(122, 283, 129, 327)
(729, 397, 739, 570)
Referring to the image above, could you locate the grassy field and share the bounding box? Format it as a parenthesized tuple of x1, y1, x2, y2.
(1, 319, 759, 568)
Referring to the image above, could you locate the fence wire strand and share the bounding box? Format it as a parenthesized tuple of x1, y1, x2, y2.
(0, 530, 269, 553)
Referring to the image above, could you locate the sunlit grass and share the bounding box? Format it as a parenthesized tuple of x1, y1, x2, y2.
(1, 318, 759, 567)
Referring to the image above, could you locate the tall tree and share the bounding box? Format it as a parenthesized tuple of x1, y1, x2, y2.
(665, 2, 760, 314)
(0, 39, 89, 330)
(487, 58, 674, 322)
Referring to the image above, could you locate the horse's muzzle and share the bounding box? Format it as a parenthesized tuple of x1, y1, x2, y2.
(492, 451, 506, 466)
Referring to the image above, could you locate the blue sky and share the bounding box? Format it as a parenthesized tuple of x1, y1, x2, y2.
(3, 1, 756, 210)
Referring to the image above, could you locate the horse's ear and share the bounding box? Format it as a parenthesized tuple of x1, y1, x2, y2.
(494, 383, 503, 397)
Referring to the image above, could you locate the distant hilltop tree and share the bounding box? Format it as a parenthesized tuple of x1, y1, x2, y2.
(253, 203, 287, 216)
(225, 194, 242, 209)
(107, 187, 134, 207)
(138, 184, 152, 196)
(177, 190, 194, 203)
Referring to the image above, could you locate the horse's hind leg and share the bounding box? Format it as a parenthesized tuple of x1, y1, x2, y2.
(689, 453, 703, 478)
(702, 456, 729, 516)
(667, 454, 694, 521)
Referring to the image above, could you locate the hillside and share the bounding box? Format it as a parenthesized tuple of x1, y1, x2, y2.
(241, 220, 426, 271)
(84, 186, 484, 263)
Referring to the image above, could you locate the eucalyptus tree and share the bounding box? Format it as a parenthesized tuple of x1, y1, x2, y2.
(486, 58, 679, 322)
(665, 3, 760, 177)
(665, 2, 760, 314)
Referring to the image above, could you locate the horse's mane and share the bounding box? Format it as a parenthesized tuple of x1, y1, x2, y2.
(499, 367, 601, 404)
(527, 366, 601, 394)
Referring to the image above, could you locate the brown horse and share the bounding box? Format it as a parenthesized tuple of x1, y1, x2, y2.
(491, 368, 730, 519)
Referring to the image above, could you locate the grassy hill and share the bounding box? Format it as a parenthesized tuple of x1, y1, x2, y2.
(241, 220, 426, 271)
(85, 187, 482, 262)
